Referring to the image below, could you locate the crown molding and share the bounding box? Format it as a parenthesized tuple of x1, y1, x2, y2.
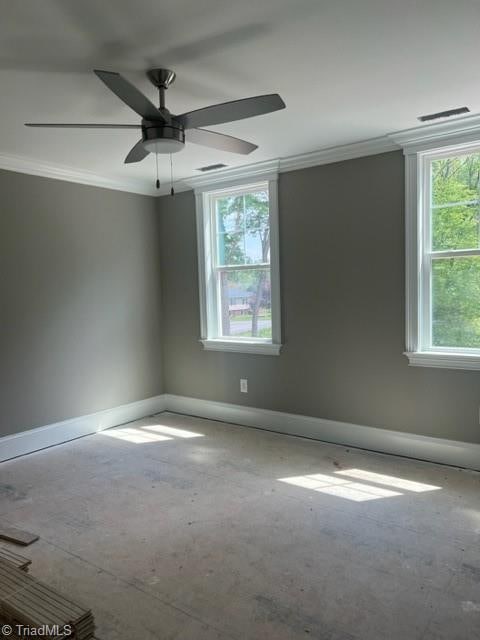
(0, 152, 155, 196)
(279, 136, 399, 172)
(388, 113, 480, 154)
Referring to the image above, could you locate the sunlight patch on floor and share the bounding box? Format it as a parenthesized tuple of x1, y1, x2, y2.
(98, 424, 204, 444)
(278, 469, 442, 502)
(142, 425, 204, 438)
(278, 473, 401, 501)
(335, 468, 441, 492)
(100, 427, 173, 444)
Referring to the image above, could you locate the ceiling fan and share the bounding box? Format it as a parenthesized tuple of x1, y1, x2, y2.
(25, 68, 286, 164)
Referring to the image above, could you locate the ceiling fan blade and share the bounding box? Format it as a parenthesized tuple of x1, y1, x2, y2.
(176, 94, 285, 129)
(187, 128, 257, 154)
(125, 139, 149, 164)
(94, 69, 166, 122)
(25, 123, 141, 129)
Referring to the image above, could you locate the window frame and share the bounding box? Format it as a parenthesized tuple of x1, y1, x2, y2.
(403, 137, 480, 370)
(195, 171, 282, 355)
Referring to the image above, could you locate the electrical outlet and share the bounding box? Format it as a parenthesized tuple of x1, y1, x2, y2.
(240, 378, 248, 393)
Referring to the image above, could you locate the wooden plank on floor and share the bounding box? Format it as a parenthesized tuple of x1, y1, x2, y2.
(0, 546, 31, 571)
(0, 559, 95, 639)
(0, 526, 39, 546)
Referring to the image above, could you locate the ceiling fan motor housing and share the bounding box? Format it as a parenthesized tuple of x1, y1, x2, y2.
(142, 118, 185, 154)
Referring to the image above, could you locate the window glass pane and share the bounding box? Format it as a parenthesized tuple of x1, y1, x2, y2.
(432, 256, 480, 348)
(218, 268, 271, 339)
(215, 190, 270, 266)
(432, 203, 480, 251)
(244, 230, 266, 263)
(432, 153, 480, 208)
(244, 190, 270, 263)
(217, 232, 245, 265)
(216, 195, 243, 234)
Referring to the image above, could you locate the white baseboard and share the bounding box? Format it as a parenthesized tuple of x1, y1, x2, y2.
(0, 395, 166, 462)
(162, 394, 480, 472)
(2, 393, 479, 472)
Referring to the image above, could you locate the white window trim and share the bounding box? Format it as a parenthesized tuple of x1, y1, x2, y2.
(195, 166, 282, 356)
(391, 116, 480, 370)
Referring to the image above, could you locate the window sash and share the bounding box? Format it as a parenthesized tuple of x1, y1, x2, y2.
(214, 263, 270, 272)
(214, 265, 270, 341)
(211, 184, 271, 270)
(429, 248, 480, 259)
(431, 199, 479, 209)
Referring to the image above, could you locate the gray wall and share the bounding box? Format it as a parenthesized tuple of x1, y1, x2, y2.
(0, 170, 163, 437)
(159, 151, 480, 444)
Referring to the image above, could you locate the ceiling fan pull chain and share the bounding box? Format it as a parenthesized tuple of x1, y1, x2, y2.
(155, 144, 160, 190)
(170, 154, 175, 196)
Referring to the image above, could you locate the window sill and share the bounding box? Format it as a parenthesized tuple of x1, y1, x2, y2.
(201, 339, 282, 356)
(405, 351, 480, 370)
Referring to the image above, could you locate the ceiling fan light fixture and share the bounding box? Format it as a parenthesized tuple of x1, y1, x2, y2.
(143, 138, 184, 154)
(142, 121, 185, 154)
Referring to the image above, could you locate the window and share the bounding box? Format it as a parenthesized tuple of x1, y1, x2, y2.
(426, 150, 480, 350)
(195, 174, 281, 355)
(399, 126, 480, 369)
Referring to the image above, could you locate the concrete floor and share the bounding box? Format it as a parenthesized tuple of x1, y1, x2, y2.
(1, 412, 479, 640)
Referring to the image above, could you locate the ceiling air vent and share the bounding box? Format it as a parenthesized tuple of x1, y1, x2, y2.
(418, 106, 470, 122)
(197, 163, 228, 172)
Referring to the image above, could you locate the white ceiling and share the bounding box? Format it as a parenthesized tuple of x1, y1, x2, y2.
(1, 0, 480, 195)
